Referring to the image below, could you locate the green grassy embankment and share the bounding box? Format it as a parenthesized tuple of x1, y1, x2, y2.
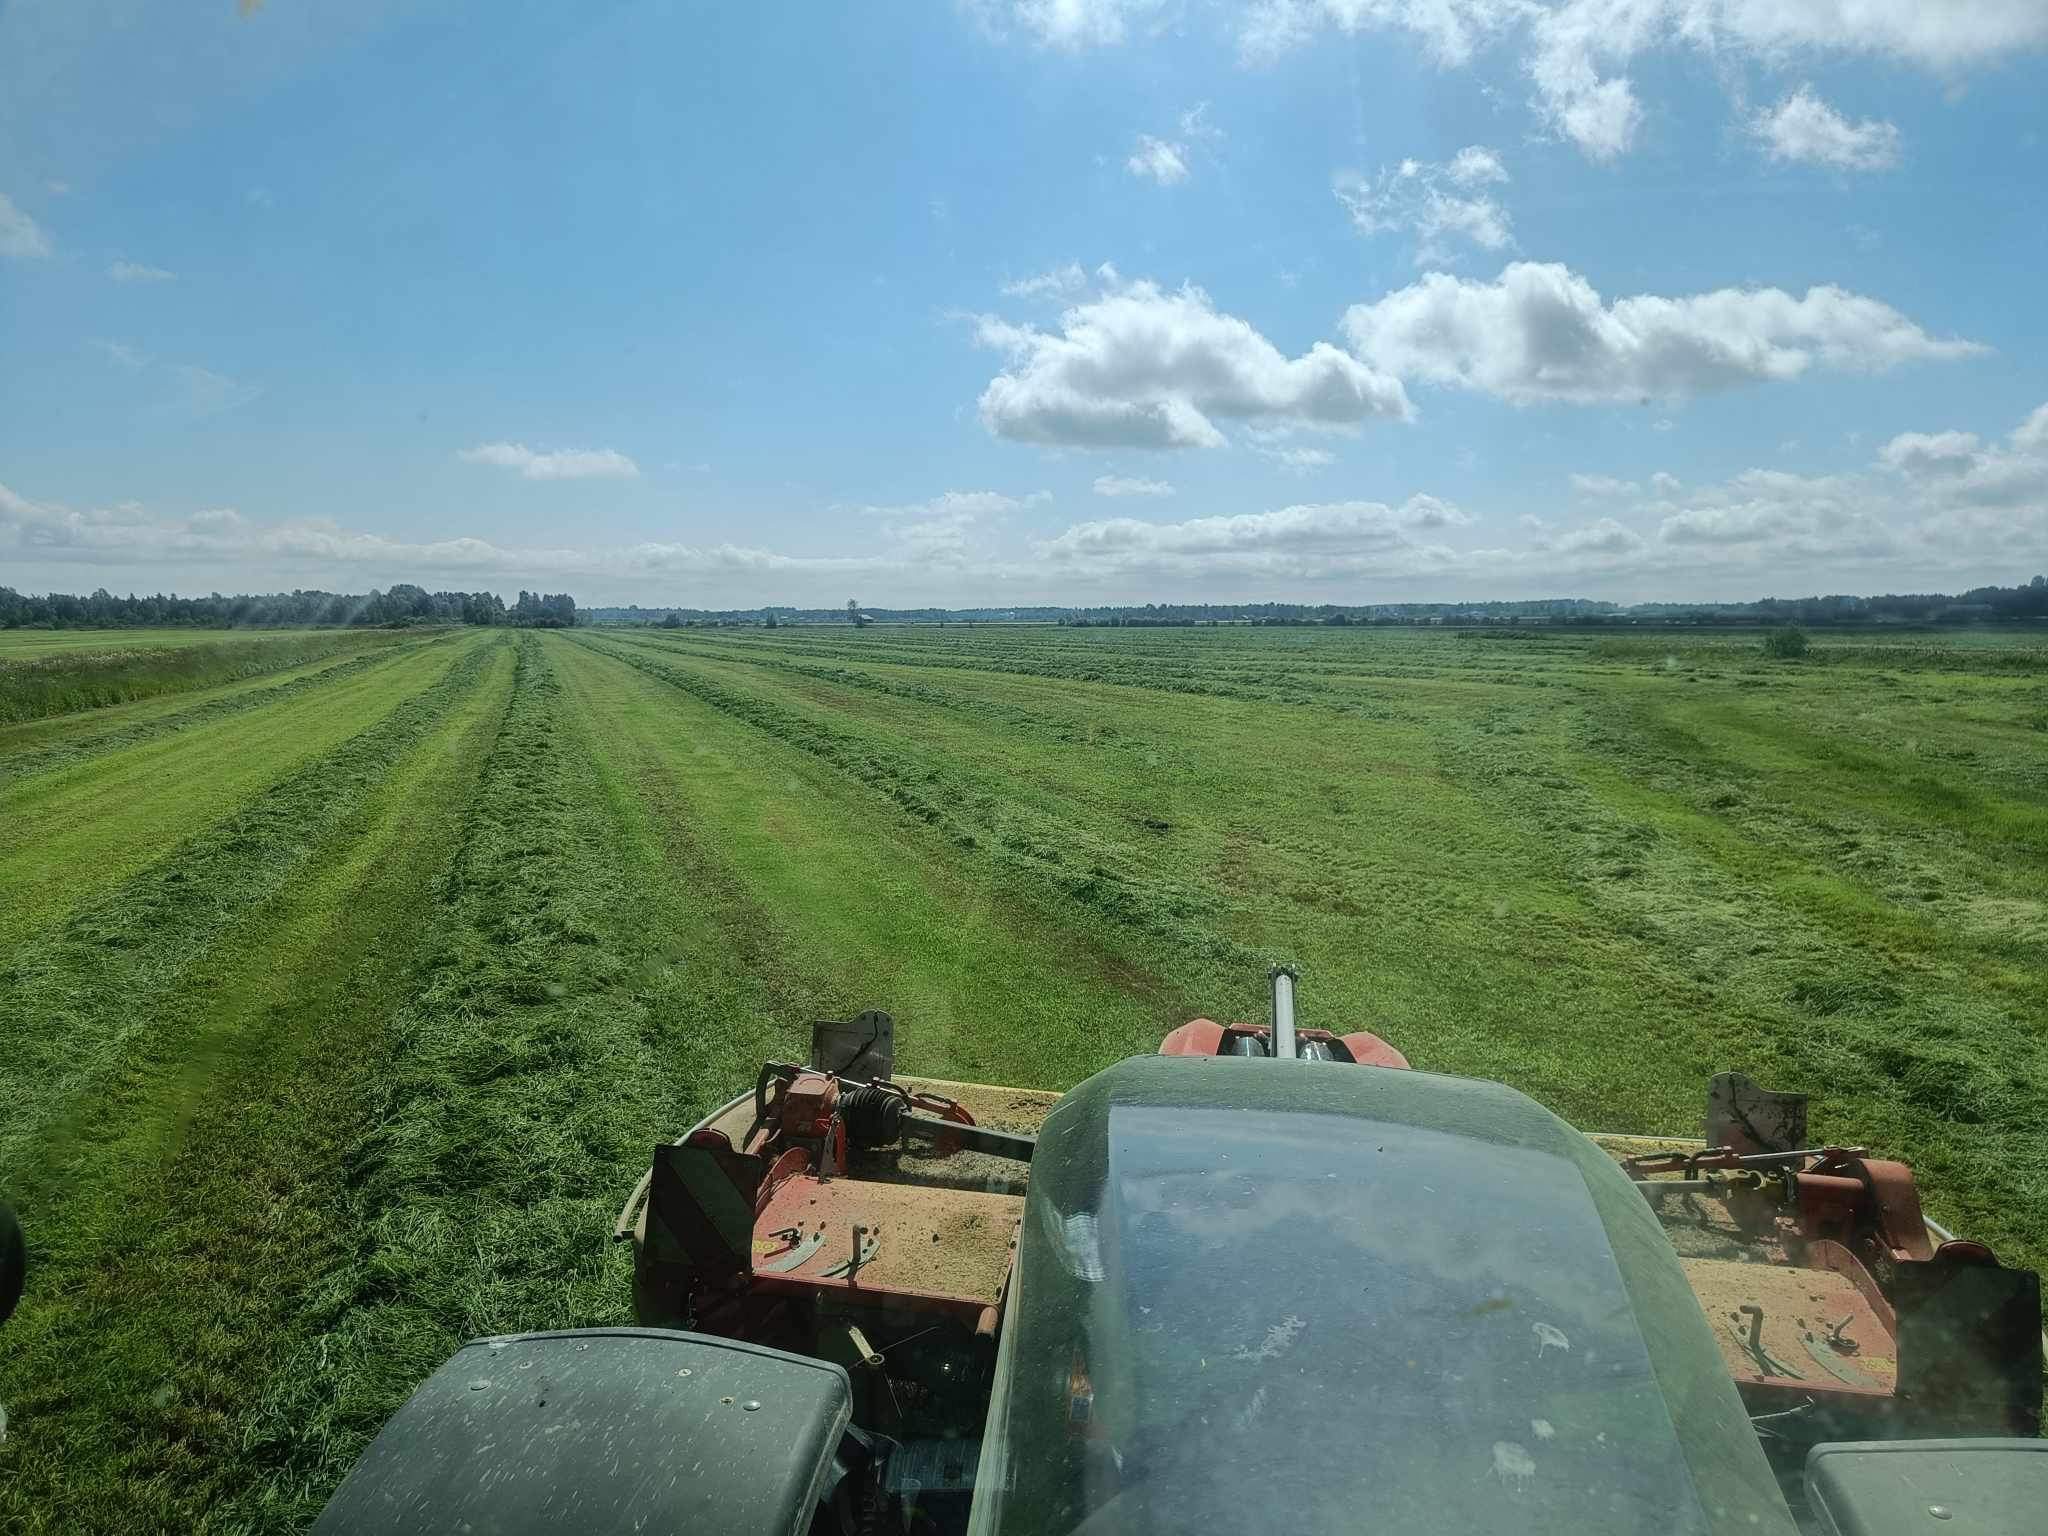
(0, 628, 427, 724)
(0, 633, 450, 787)
(0, 627, 343, 657)
(0, 634, 471, 945)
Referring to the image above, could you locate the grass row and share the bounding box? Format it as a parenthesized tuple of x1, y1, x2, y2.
(0, 633, 518, 1533)
(586, 627, 2048, 1273)
(219, 631, 1187, 1525)
(0, 635, 449, 788)
(0, 629, 423, 724)
(3, 621, 2042, 1527)
(207, 634, 798, 1527)
(549, 634, 1173, 1087)
(0, 634, 501, 1187)
(0, 635, 478, 948)
(575, 632, 1270, 984)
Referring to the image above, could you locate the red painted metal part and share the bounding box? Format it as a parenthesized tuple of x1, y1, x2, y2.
(1811, 1236, 1897, 1334)
(1794, 1172, 1866, 1245)
(1851, 1157, 1936, 1264)
(1157, 1017, 1409, 1067)
(1338, 1031, 1410, 1068)
(748, 1168, 1014, 1329)
(756, 1145, 811, 1212)
(1934, 1240, 1998, 1265)
(1158, 1018, 1227, 1055)
(779, 1071, 840, 1140)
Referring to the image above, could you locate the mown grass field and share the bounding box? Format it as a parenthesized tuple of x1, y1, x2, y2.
(0, 628, 423, 724)
(1, 621, 2044, 1529)
(0, 628, 341, 655)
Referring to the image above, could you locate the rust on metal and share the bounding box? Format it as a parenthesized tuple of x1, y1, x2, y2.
(1684, 1256, 1898, 1396)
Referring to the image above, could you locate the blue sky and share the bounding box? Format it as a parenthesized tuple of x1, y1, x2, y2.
(3, 0, 2045, 605)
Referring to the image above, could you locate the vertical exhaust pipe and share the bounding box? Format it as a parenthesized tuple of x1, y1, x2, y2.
(1270, 965, 1299, 1060)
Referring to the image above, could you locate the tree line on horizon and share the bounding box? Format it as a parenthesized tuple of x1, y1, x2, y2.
(584, 576, 2048, 629)
(0, 584, 577, 630)
(7, 576, 2044, 632)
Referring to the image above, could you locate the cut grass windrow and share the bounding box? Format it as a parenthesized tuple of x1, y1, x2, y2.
(573, 632, 1272, 981)
(0, 634, 481, 948)
(0, 633, 499, 1190)
(0, 633, 451, 788)
(578, 629, 2048, 1275)
(0, 628, 426, 724)
(2, 621, 2044, 1529)
(213, 633, 788, 1526)
(0, 634, 517, 1535)
(547, 633, 1178, 1087)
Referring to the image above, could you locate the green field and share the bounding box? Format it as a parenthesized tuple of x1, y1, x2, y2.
(0, 628, 426, 724)
(1, 622, 2045, 1529)
(0, 627, 344, 655)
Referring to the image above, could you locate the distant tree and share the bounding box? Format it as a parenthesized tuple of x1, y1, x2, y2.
(660, 612, 683, 629)
(764, 613, 779, 628)
(1762, 624, 1811, 659)
(505, 590, 574, 627)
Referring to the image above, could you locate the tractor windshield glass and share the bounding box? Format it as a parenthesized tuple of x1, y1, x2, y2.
(970, 1056, 1794, 1536)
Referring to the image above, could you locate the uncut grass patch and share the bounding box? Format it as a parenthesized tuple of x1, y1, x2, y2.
(0, 628, 423, 723)
(0, 635, 446, 787)
(0, 634, 483, 947)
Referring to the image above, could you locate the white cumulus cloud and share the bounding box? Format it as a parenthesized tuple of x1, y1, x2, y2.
(1, 192, 52, 259)
(1875, 404, 2048, 510)
(1446, 145, 1507, 185)
(1340, 262, 1983, 406)
(1253, 442, 1336, 474)
(1094, 474, 1176, 497)
(1040, 495, 1474, 579)
(1002, 263, 1093, 299)
(1127, 134, 1190, 184)
(1570, 473, 1640, 496)
(976, 276, 1412, 449)
(1238, 0, 1514, 66)
(1550, 401, 2048, 581)
(109, 259, 176, 283)
(1752, 86, 1901, 170)
(0, 480, 992, 585)
(1228, 2, 2048, 161)
(10, 400, 2045, 599)
(458, 442, 641, 481)
(1532, 515, 1647, 559)
(855, 489, 1050, 560)
(1334, 146, 1513, 264)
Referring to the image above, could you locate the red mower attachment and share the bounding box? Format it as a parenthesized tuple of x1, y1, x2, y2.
(1158, 965, 1409, 1066)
